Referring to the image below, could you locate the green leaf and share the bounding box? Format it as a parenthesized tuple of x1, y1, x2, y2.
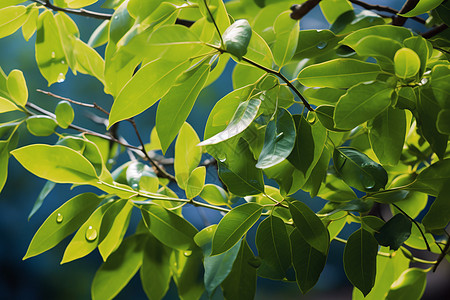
(61, 201, 115, 264)
(221, 239, 257, 300)
(195, 225, 241, 297)
(140, 233, 172, 300)
(385, 268, 427, 300)
(422, 182, 450, 232)
(292, 29, 340, 61)
(145, 25, 205, 61)
(199, 97, 261, 146)
(399, 0, 445, 17)
(28, 180, 56, 220)
(218, 138, 265, 196)
(304, 87, 346, 106)
(315, 105, 348, 132)
(23, 193, 102, 259)
(88, 20, 109, 48)
(140, 203, 198, 250)
(6, 69, 27, 106)
(272, 11, 299, 67)
(287, 114, 327, 181)
(374, 214, 411, 250)
(256, 108, 295, 169)
(108, 58, 190, 127)
(199, 184, 229, 206)
(409, 159, 450, 196)
(290, 228, 327, 294)
(55, 100, 74, 129)
(98, 200, 133, 261)
(211, 202, 263, 255)
(0, 96, 19, 113)
(174, 122, 202, 189)
(170, 249, 205, 300)
(394, 48, 421, 79)
(256, 216, 291, 280)
(26, 116, 58, 136)
(186, 166, 206, 199)
(54, 12, 79, 72)
(333, 147, 388, 192)
(156, 60, 210, 152)
(368, 107, 407, 165)
(0, 5, 28, 39)
(319, 0, 353, 23)
(417, 88, 448, 159)
(430, 64, 450, 108)
(302, 144, 332, 197)
(403, 36, 429, 77)
(35, 11, 68, 85)
(318, 173, 358, 202)
(343, 228, 378, 297)
(334, 81, 393, 130)
(12, 144, 99, 184)
(0, 0, 26, 9)
(91, 234, 146, 300)
(437, 109, 450, 134)
(223, 19, 252, 60)
(298, 59, 381, 88)
(289, 200, 329, 254)
(73, 38, 105, 83)
(340, 25, 413, 47)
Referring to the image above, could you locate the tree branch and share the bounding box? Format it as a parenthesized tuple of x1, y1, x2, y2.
(32, 0, 112, 20)
(392, 0, 420, 26)
(422, 24, 449, 39)
(290, 0, 321, 20)
(349, 0, 425, 24)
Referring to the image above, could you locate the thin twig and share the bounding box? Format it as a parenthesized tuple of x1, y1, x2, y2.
(391, 203, 431, 251)
(422, 24, 449, 39)
(392, 0, 420, 26)
(241, 57, 314, 111)
(433, 238, 450, 272)
(202, 0, 224, 45)
(31, 0, 112, 20)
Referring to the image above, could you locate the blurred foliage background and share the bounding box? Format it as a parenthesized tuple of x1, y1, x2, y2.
(0, 1, 448, 299)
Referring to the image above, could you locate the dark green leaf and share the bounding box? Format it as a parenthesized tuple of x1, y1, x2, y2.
(334, 81, 393, 130)
(140, 234, 172, 300)
(170, 249, 205, 300)
(292, 29, 340, 61)
(333, 147, 388, 192)
(140, 203, 198, 250)
(374, 214, 412, 250)
(91, 234, 146, 300)
(290, 228, 327, 294)
(256, 216, 292, 280)
(256, 108, 295, 169)
(212, 202, 263, 255)
(28, 180, 56, 221)
(221, 239, 257, 300)
(289, 200, 329, 254)
(422, 182, 450, 232)
(344, 228, 378, 296)
(408, 158, 450, 196)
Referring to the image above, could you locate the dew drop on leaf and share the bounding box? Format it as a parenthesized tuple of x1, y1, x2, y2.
(362, 176, 376, 190)
(183, 250, 192, 257)
(51, 51, 56, 58)
(316, 41, 327, 50)
(218, 153, 227, 163)
(57, 73, 65, 83)
(85, 226, 98, 241)
(275, 132, 284, 141)
(61, 60, 65, 64)
(56, 213, 63, 223)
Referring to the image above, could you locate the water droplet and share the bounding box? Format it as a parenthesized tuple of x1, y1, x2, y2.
(316, 41, 327, 50)
(114, 15, 119, 20)
(56, 213, 63, 223)
(420, 78, 429, 85)
(61, 60, 65, 64)
(183, 250, 192, 257)
(57, 73, 65, 83)
(51, 51, 56, 58)
(218, 153, 226, 163)
(362, 176, 376, 190)
(85, 226, 97, 241)
(275, 132, 284, 141)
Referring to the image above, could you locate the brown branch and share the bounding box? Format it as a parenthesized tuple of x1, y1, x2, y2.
(349, 0, 425, 24)
(290, 0, 321, 20)
(422, 24, 449, 39)
(392, 0, 420, 26)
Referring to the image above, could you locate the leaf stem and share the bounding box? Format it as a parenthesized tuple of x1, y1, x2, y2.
(391, 203, 431, 251)
(31, 0, 112, 20)
(202, 0, 224, 45)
